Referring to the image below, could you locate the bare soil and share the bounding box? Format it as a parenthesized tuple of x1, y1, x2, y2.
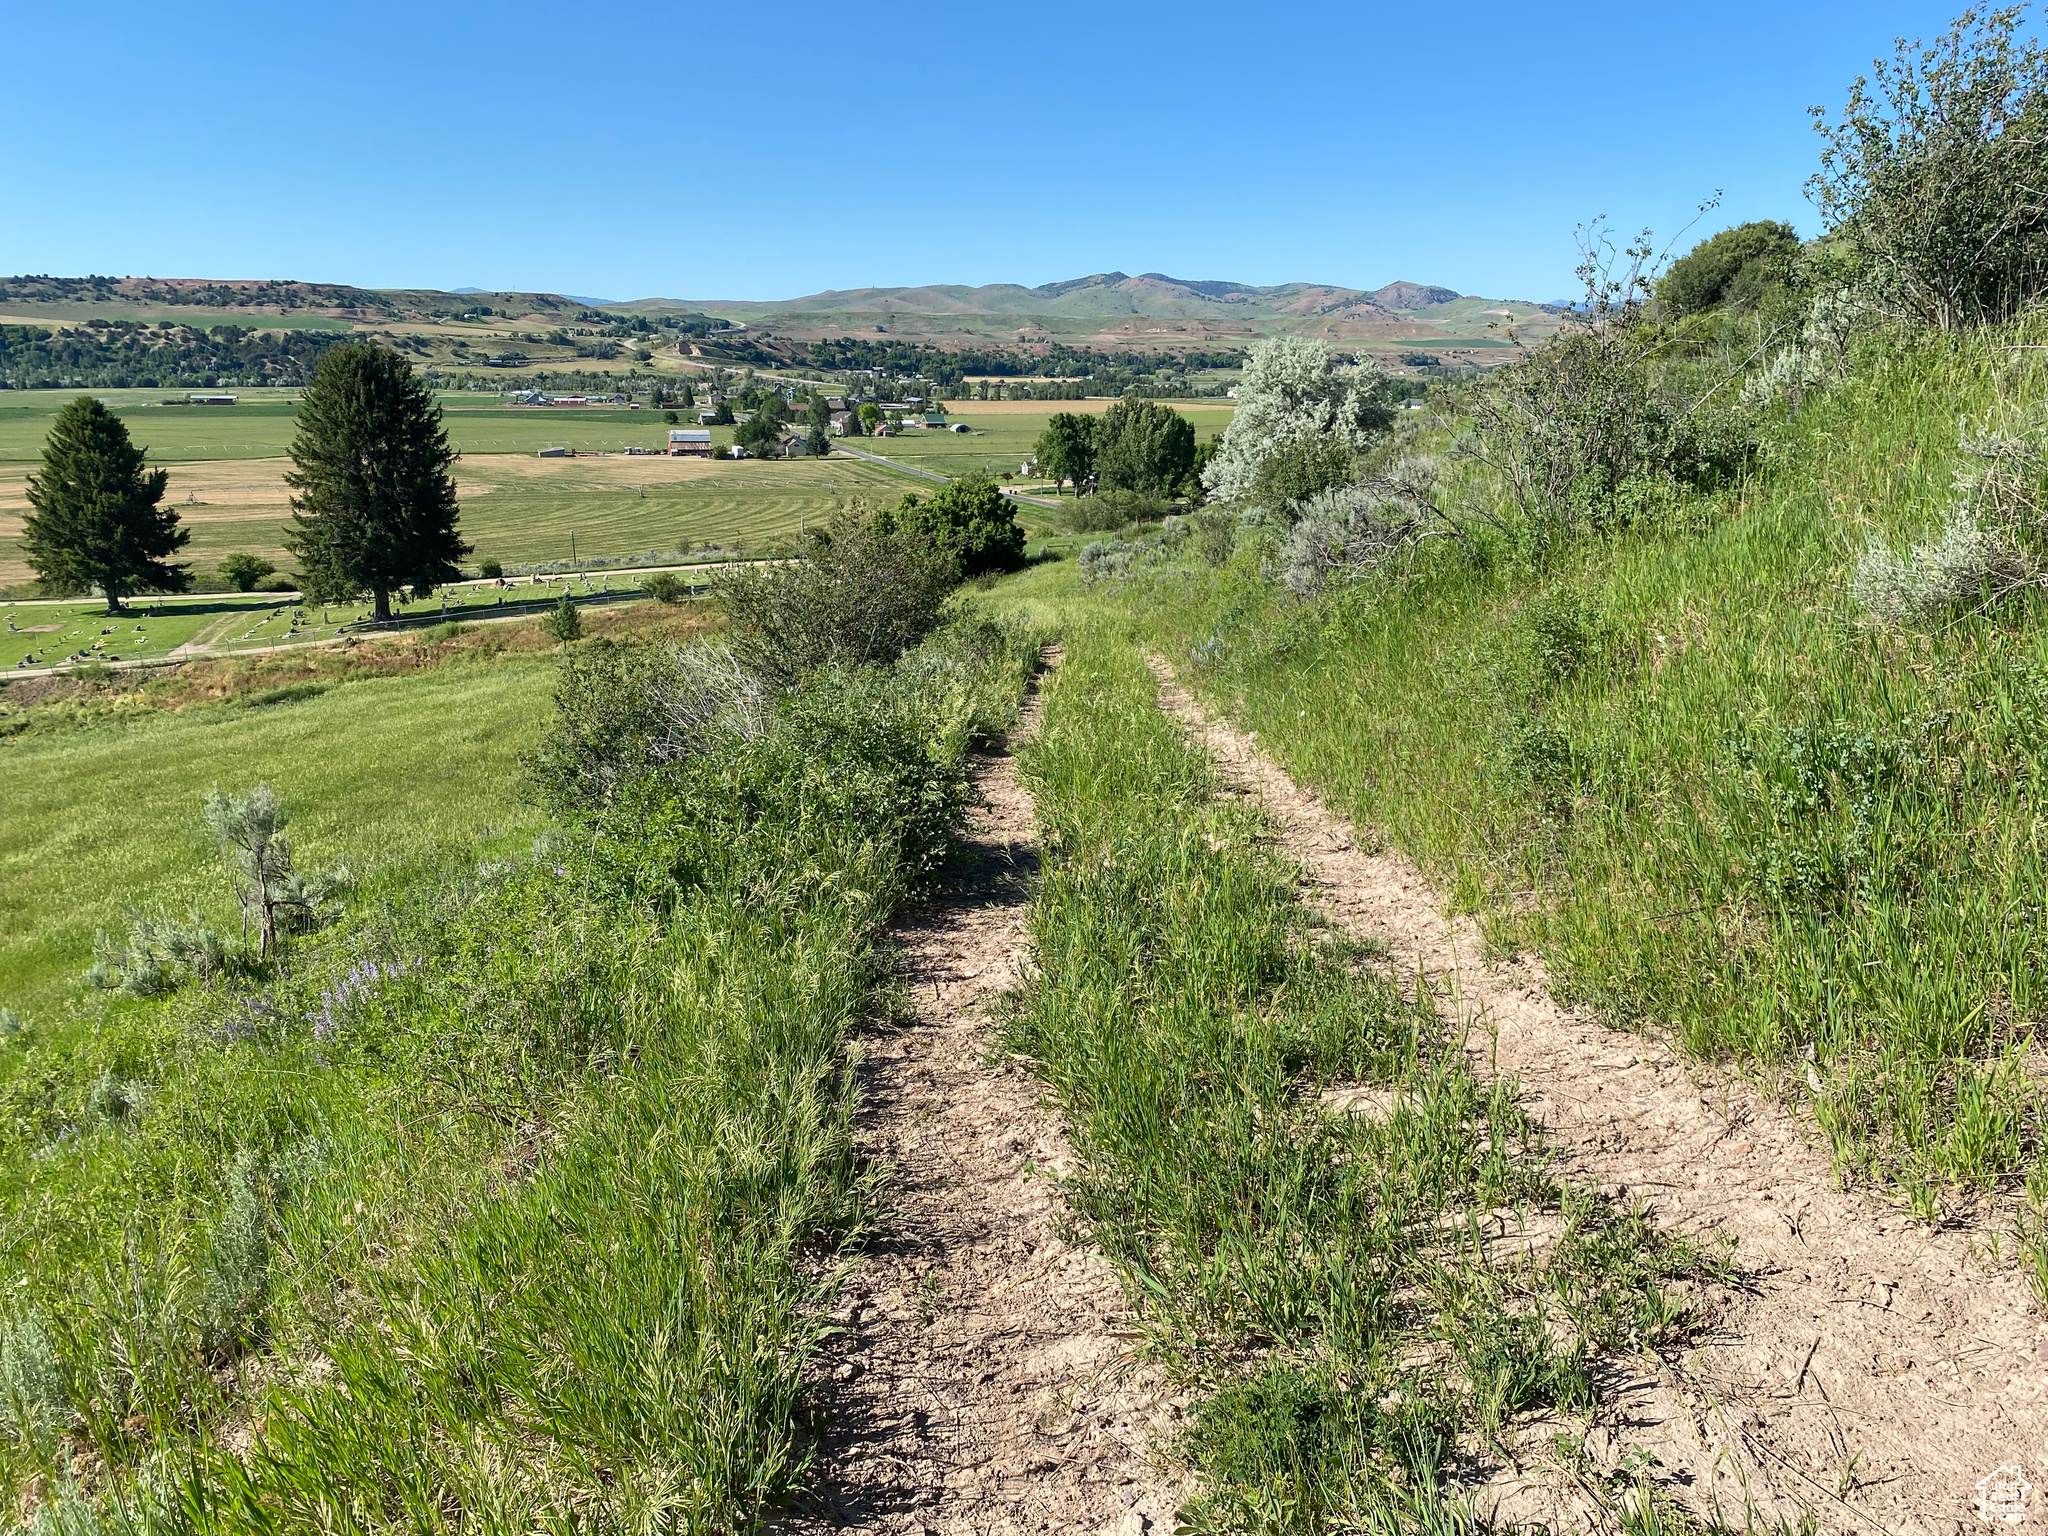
(785, 663, 1181, 1536)
(1149, 656, 2048, 1536)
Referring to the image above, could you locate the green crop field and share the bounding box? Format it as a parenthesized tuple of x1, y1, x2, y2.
(0, 393, 701, 463)
(0, 385, 936, 585)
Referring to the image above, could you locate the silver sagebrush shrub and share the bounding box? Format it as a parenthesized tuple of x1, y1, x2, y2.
(0, 1306, 68, 1454)
(1855, 412, 2048, 627)
(200, 1151, 269, 1353)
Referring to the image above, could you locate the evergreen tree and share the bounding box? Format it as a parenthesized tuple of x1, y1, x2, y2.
(22, 396, 189, 612)
(284, 343, 468, 621)
(806, 391, 832, 457)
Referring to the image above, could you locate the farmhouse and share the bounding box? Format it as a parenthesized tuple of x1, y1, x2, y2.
(829, 411, 853, 436)
(667, 428, 712, 457)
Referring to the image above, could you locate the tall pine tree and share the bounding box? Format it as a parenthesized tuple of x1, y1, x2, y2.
(285, 344, 468, 621)
(23, 396, 190, 612)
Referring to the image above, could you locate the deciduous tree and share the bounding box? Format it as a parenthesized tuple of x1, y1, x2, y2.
(1094, 396, 1197, 496)
(1033, 412, 1098, 494)
(881, 474, 1025, 576)
(1812, 5, 2048, 329)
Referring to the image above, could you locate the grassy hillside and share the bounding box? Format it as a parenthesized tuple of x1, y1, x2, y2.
(0, 651, 552, 1020)
(1091, 321, 2048, 1235)
(0, 591, 1036, 1526)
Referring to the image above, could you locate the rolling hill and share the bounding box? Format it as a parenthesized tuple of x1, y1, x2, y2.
(624, 272, 1562, 351)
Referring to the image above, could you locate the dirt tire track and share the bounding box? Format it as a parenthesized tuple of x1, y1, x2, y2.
(785, 658, 1181, 1536)
(1148, 654, 2047, 1536)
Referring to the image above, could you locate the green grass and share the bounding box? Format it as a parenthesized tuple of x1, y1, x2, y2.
(0, 595, 282, 670)
(0, 394, 697, 463)
(0, 618, 1037, 1530)
(1100, 321, 2048, 1221)
(0, 656, 550, 1019)
(453, 456, 921, 569)
(1001, 614, 1714, 1530)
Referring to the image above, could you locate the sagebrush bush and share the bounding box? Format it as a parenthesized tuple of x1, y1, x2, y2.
(719, 506, 959, 686)
(525, 638, 767, 815)
(0, 1308, 67, 1457)
(200, 1151, 270, 1356)
(1855, 410, 2048, 626)
(1274, 458, 1444, 596)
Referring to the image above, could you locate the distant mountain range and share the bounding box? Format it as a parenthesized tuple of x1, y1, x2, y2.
(635, 272, 1521, 322)
(613, 272, 1561, 350)
(0, 271, 1563, 354)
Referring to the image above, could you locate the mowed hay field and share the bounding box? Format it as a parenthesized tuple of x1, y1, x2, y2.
(0, 452, 923, 583)
(0, 391, 1231, 585)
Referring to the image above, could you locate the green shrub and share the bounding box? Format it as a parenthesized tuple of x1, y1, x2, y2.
(544, 592, 583, 642)
(525, 639, 767, 815)
(1055, 487, 1172, 533)
(642, 570, 689, 603)
(879, 475, 1025, 576)
(219, 553, 277, 593)
(719, 507, 960, 687)
(1657, 220, 1801, 316)
(477, 558, 504, 579)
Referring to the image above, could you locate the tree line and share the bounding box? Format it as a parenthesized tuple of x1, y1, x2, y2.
(0, 322, 348, 389)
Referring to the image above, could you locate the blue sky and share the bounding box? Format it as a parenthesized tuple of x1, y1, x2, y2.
(0, 1, 1985, 303)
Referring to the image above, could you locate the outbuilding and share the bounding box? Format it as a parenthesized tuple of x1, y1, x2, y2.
(667, 428, 713, 457)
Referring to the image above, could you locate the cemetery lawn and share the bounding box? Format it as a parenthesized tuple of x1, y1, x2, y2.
(0, 653, 551, 1024)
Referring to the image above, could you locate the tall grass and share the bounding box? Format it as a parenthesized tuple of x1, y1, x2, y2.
(1111, 321, 2048, 1217)
(0, 618, 1037, 1529)
(1011, 622, 1714, 1532)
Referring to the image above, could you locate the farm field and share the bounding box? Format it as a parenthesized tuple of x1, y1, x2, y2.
(0, 444, 925, 587)
(0, 391, 1226, 590)
(0, 392, 696, 463)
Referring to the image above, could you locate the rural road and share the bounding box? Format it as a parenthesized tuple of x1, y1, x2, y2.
(1, 561, 748, 680)
(828, 444, 1061, 508)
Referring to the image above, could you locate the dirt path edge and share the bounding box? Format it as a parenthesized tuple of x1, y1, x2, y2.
(1147, 653, 2047, 1536)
